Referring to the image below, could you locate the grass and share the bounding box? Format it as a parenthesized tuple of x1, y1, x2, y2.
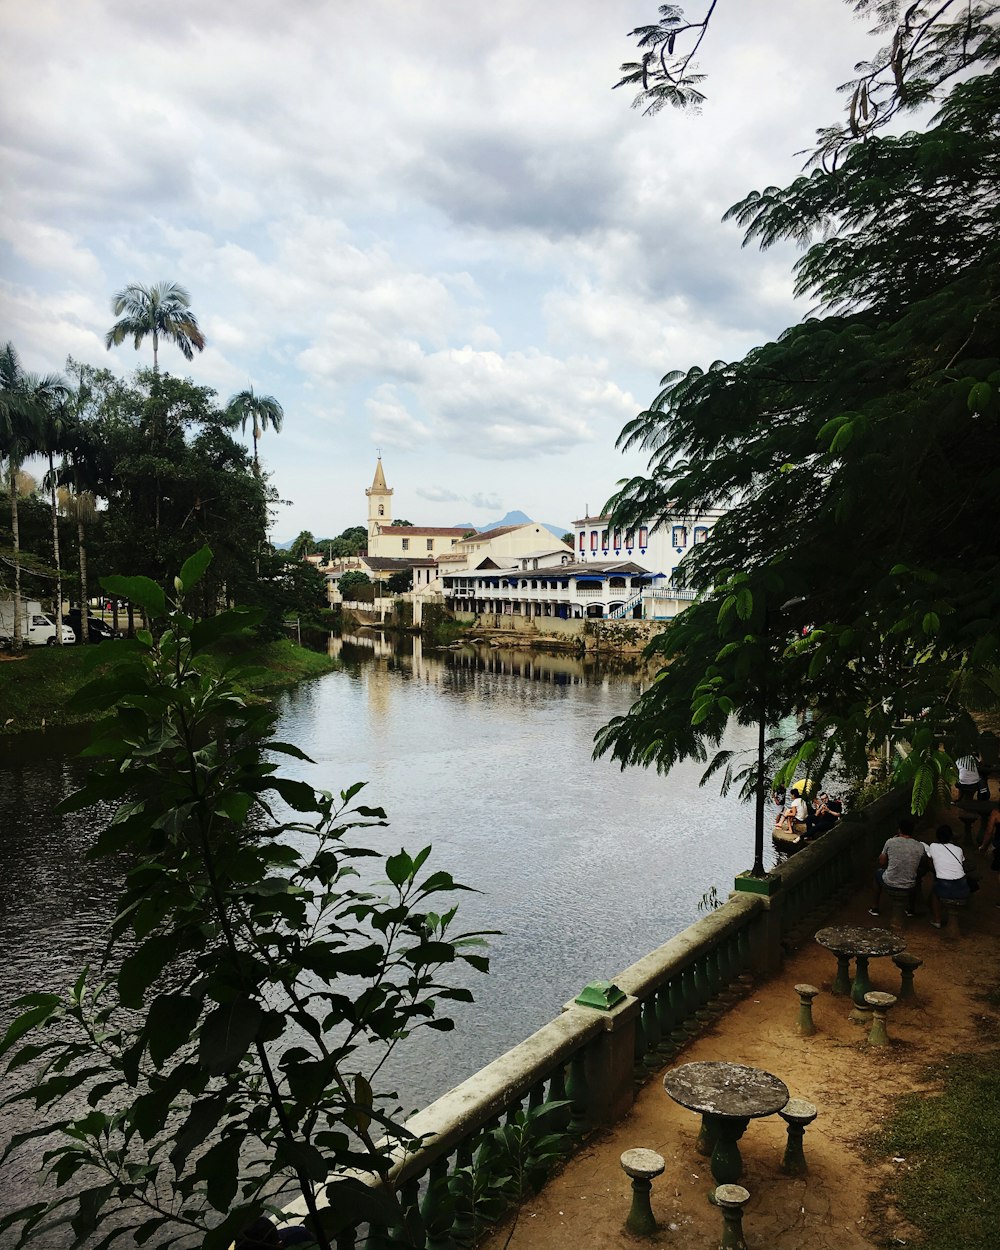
(0, 633, 337, 737)
(868, 1048, 1000, 1249)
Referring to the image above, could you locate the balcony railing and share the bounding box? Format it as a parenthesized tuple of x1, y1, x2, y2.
(282, 788, 906, 1246)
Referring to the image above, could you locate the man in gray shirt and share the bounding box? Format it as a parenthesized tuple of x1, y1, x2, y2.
(870, 817, 929, 916)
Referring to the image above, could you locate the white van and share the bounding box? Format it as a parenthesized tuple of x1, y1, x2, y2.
(0, 598, 76, 647)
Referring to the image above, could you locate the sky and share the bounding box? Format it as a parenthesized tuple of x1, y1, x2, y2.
(1, 0, 877, 541)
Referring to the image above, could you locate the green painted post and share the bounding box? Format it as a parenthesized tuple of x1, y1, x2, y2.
(450, 1140, 476, 1244)
(400, 1175, 426, 1250)
(422, 1155, 454, 1250)
(680, 965, 700, 1033)
(668, 978, 688, 1048)
(566, 1050, 589, 1137)
(641, 996, 662, 1068)
(548, 1064, 571, 1142)
(655, 981, 675, 1054)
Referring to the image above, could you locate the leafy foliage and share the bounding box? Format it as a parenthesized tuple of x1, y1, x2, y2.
(598, 52, 1000, 814)
(0, 550, 488, 1249)
(338, 570, 373, 600)
(618, 3, 1000, 165)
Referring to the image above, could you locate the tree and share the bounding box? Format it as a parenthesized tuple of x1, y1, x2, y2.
(225, 385, 284, 477)
(289, 530, 317, 561)
(36, 394, 75, 643)
(338, 569, 372, 600)
(597, 39, 1000, 823)
(618, 3, 1000, 164)
(561, 533, 574, 546)
(105, 280, 206, 372)
(0, 555, 487, 1248)
(0, 344, 66, 649)
(327, 525, 368, 558)
(386, 569, 412, 594)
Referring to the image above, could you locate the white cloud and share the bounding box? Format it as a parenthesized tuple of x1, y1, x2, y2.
(0, 0, 885, 534)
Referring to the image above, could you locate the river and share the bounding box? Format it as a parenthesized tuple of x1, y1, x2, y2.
(0, 631, 778, 1232)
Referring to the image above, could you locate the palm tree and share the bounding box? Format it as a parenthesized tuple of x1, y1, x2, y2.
(105, 281, 205, 372)
(38, 395, 75, 644)
(225, 385, 284, 476)
(0, 343, 66, 649)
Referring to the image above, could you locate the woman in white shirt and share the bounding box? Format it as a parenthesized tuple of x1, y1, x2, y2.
(925, 825, 971, 927)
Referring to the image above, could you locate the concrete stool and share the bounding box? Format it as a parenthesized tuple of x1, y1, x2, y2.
(892, 952, 923, 1000)
(620, 1148, 665, 1235)
(884, 886, 912, 931)
(794, 984, 820, 1036)
(864, 991, 897, 1045)
(714, 1184, 750, 1250)
(779, 1098, 818, 1175)
(941, 896, 969, 935)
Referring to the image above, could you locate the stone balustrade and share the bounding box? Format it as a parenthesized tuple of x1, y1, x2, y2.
(282, 786, 907, 1246)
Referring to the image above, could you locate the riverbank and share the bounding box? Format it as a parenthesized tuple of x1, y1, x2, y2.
(0, 634, 337, 737)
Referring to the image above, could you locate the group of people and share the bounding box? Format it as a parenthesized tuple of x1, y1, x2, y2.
(871, 818, 978, 927)
(772, 784, 844, 844)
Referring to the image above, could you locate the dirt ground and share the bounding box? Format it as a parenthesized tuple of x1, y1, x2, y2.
(480, 816, 1000, 1250)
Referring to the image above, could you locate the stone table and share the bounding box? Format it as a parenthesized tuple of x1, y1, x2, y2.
(814, 925, 906, 1021)
(663, 1060, 789, 1191)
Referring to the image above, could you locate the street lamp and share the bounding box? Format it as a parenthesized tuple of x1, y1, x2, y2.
(750, 596, 807, 878)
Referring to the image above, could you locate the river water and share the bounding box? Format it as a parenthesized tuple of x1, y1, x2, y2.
(0, 632, 777, 1230)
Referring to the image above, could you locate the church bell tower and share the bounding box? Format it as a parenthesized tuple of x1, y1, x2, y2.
(366, 456, 393, 551)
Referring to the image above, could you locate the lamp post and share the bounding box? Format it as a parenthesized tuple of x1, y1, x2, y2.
(750, 596, 806, 878)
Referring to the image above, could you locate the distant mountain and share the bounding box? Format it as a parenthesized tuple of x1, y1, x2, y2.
(462, 510, 570, 542)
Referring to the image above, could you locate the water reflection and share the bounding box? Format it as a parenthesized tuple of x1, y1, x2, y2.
(0, 633, 780, 1232)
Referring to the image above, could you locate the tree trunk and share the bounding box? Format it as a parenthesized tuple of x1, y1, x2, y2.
(127, 602, 135, 638)
(78, 516, 89, 643)
(75, 468, 89, 644)
(48, 452, 63, 645)
(10, 460, 23, 651)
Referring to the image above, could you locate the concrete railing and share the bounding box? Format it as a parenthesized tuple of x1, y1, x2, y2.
(283, 789, 905, 1243)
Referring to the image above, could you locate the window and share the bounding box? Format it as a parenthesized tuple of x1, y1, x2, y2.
(402, 538, 409, 551)
(672, 525, 688, 547)
(427, 539, 434, 551)
(694, 526, 708, 544)
(625, 529, 634, 547)
(378, 504, 384, 516)
(590, 530, 598, 551)
(638, 526, 648, 547)
(579, 531, 585, 551)
(614, 528, 621, 548)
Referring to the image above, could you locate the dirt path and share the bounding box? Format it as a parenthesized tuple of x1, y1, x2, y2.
(480, 825, 1000, 1250)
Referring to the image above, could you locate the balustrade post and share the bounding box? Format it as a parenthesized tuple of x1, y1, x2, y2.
(565, 1050, 590, 1138)
(564, 993, 640, 1127)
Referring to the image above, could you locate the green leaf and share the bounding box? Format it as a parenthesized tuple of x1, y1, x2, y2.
(118, 933, 181, 1008)
(195, 1132, 242, 1211)
(922, 611, 940, 636)
(967, 380, 992, 413)
(0, 996, 62, 1058)
(146, 993, 202, 1068)
(178, 545, 213, 593)
(100, 574, 166, 618)
(191, 608, 263, 651)
(386, 850, 412, 886)
(275, 1137, 329, 1182)
(198, 998, 262, 1076)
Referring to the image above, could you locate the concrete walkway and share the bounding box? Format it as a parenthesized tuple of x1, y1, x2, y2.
(480, 824, 1000, 1250)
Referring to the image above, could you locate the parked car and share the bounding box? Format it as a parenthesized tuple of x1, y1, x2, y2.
(63, 609, 120, 644)
(1, 599, 76, 647)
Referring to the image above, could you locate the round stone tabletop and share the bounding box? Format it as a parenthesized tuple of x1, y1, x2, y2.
(662, 1061, 789, 1119)
(814, 925, 906, 957)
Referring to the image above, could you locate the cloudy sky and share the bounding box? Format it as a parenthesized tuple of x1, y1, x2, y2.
(2, 0, 872, 540)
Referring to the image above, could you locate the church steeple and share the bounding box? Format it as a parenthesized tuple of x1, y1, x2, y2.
(366, 455, 393, 545)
